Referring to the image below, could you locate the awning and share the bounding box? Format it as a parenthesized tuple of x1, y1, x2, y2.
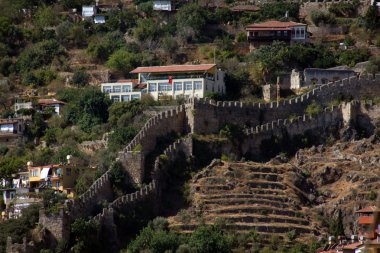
(40, 168, 50, 179)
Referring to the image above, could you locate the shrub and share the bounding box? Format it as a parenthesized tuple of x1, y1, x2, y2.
(369, 190, 377, 201)
(71, 70, 90, 87)
(305, 100, 322, 116)
(311, 10, 337, 26)
(189, 225, 231, 253)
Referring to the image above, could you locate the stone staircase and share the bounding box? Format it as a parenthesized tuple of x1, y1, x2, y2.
(169, 161, 316, 238)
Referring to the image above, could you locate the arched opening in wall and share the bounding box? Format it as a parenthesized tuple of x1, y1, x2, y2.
(204, 120, 209, 127)
(311, 78, 318, 85)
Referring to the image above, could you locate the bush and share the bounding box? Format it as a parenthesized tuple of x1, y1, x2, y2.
(106, 49, 141, 75)
(71, 70, 90, 87)
(189, 225, 231, 253)
(311, 10, 337, 26)
(305, 100, 322, 116)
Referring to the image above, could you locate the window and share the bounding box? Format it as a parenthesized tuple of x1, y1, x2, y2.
(122, 85, 131, 92)
(300, 29, 305, 38)
(284, 31, 288, 36)
(56, 180, 60, 188)
(158, 83, 172, 91)
(103, 86, 112, 93)
(121, 95, 130, 101)
(66, 168, 71, 176)
(131, 94, 140, 100)
(184, 81, 192, 91)
(296, 29, 300, 37)
(277, 31, 281, 36)
(113, 85, 121, 93)
(111, 96, 120, 102)
(174, 82, 183, 91)
(194, 81, 202, 90)
(149, 83, 157, 92)
(33, 169, 38, 177)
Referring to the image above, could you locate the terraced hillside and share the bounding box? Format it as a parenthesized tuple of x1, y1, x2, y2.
(169, 160, 318, 239)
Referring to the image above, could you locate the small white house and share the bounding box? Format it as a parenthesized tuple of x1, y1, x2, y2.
(38, 99, 65, 115)
(153, 0, 172, 11)
(82, 5, 96, 18)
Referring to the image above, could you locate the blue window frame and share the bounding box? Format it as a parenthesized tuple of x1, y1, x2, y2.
(194, 81, 202, 90)
(184, 81, 192, 91)
(131, 94, 140, 100)
(113, 85, 121, 93)
(103, 86, 112, 93)
(158, 83, 172, 91)
(149, 83, 157, 92)
(174, 82, 183, 91)
(122, 85, 131, 92)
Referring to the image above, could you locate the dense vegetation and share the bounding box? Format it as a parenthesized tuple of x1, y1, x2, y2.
(0, 0, 379, 252)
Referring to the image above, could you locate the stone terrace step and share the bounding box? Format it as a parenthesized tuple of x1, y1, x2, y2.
(208, 205, 300, 217)
(171, 223, 313, 235)
(202, 198, 291, 209)
(199, 194, 290, 203)
(206, 214, 309, 226)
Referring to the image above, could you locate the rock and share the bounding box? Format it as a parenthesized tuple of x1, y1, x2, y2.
(317, 145, 325, 153)
(369, 134, 379, 144)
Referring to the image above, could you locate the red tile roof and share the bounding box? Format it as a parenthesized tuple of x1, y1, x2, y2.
(342, 242, 363, 250)
(356, 206, 379, 213)
(247, 27, 292, 31)
(359, 216, 374, 224)
(130, 64, 217, 74)
(246, 20, 306, 30)
(231, 5, 260, 12)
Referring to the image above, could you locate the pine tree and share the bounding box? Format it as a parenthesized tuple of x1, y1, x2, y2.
(365, 0, 379, 31)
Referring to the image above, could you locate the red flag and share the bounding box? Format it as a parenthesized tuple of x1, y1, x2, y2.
(168, 76, 173, 84)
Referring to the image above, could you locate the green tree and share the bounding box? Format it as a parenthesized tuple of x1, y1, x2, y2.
(71, 70, 90, 87)
(106, 49, 141, 75)
(189, 225, 231, 253)
(127, 222, 180, 253)
(176, 4, 207, 43)
(16, 40, 65, 74)
(364, 0, 379, 30)
(34, 6, 58, 28)
(71, 218, 100, 253)
(0, 157, 26, 181)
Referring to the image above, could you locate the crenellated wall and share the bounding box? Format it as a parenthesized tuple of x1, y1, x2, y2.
(240, 102, 353, 158)
(190, 75, 380, 134)
(110, 135, 193, 210)
(118, 104, 189, 184)
(70, 168, 113, 218)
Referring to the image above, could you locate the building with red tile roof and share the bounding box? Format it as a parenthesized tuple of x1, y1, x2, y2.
(246, 20, 308, 51)
(102, 64, 225, 102)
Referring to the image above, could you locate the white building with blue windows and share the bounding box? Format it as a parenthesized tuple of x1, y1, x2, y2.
(101, 64, 225, 102)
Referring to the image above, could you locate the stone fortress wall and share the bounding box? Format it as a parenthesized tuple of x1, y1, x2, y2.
(38, 74, 380, 245)
(190, 75, 380, 134)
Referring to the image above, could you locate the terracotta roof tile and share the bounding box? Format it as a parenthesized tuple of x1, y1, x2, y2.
(356, 206, 379, 213)
(246, 20, 307, 30)
(130, 64, 216, 74)
(231, 5, 260, 12)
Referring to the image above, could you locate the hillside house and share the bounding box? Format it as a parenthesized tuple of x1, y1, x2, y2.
(131, 64, 225, 101)
(27, 162, 80, 197)
(246, 20, 308, 51)
(37, 98, 65, 115)
(0, 118, 25, 144)
(102, 64, 226, 102)
(82, 5, 96, 18)
(153, 0, 172, 11)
